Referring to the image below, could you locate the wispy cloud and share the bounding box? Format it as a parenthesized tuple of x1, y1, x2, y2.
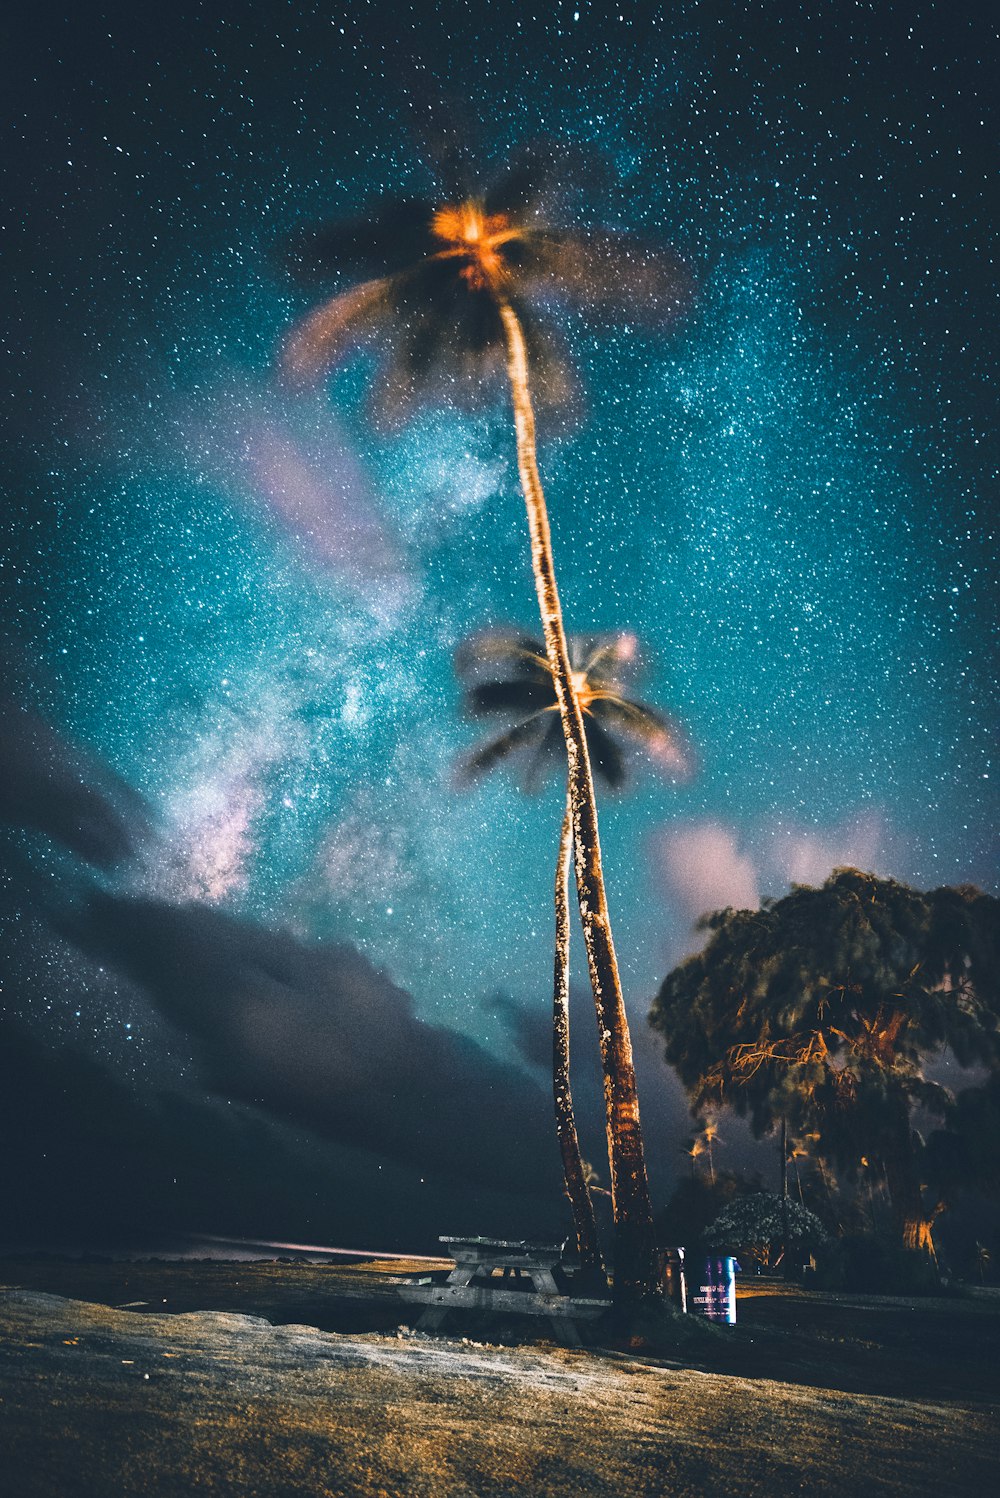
(656, 820, 760, 926)
(654, 809, 896, 960)
(763, 811, 888, 889)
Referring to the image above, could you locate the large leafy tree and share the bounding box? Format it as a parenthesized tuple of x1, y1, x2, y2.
(650, 870, 1000, 1253)
(456, 628, 688, 1280)
(283, 154, 687, 1297)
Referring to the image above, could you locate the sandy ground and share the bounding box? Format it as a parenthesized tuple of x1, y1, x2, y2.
(1, 1261, 997, 1497)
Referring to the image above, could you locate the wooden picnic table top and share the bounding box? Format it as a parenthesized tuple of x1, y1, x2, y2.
(438, 1237, 565, 1257)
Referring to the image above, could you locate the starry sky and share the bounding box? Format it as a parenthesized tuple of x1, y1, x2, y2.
(1, 0, 997, 1252)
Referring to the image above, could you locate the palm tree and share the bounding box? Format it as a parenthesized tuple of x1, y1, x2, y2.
(787, 1134, 810, 1205)
(700, 1117, 721, 1187)
(283, 157, 687, 1299)
(680, 1137, 705, 1181)
(455, 628, 689, 1284)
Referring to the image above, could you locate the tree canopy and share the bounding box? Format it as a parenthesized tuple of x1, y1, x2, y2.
(706, 1193, 828, 1259)
(650, 870, 1000, 1245)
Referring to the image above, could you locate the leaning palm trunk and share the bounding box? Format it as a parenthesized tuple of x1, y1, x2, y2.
(553, 790, 605, 1282)
(498, 299, 657, 1301)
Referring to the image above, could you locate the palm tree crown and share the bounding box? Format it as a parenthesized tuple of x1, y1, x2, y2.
(282, 157, 687, 421)
(456, 629, 691, 790)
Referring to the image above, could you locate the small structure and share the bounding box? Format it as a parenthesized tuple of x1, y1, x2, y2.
(396, 1236, 611, 1347)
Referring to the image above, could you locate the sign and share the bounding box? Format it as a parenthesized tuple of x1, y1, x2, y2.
(690, 1255, 738, 1324)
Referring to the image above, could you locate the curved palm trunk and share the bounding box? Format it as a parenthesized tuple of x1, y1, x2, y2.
(553, 790, 605, 1282)
(498, 298, 657, 1301)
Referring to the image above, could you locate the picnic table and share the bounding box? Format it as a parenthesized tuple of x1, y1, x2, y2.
(395, 1236, 611, 1347)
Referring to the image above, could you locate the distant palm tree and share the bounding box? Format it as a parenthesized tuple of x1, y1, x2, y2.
(456, 628, 689, 1282)
(283, 156, 687, 1298)
(680, 1137, 705, 1181)
(700, 1117, 721, 1187)
(787, 1134, 810, 1205)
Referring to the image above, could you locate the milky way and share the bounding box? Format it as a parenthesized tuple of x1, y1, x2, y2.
(2, 2, 996, 1216)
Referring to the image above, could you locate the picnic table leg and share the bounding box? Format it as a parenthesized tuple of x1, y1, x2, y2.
(551, 1317, 582, 1348)
(528, 1268, 584, 1348)
(415, 1264, 479, 1333)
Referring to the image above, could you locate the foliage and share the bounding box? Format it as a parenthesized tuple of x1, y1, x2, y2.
(650, 870, 1000, 1244)
(812, 1234, 943, 1295)
(706, 1192, 828, 1255)
(282, 148, 687, 424)
(925, 1073, 1000, 1201)
(455, 629, 689, 789)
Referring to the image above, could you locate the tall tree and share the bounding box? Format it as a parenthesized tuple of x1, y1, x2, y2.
(456, 628, 689, 1280)
(649, 870, 1000, 1254)
(283, 156, 687, 1297)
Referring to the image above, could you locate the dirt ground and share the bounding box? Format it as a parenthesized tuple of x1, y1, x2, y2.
(1, 1258, 997, 1497)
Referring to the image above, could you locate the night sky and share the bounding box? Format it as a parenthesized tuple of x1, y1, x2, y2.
(2, 1, 996, 1253)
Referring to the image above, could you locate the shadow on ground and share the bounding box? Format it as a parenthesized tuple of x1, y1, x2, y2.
(2, 1256, 998, 1405)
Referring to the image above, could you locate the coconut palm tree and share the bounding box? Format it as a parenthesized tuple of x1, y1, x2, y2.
(787, 1133, 810, 1205)
(680, 1136, 706, 1181)
(283, 157, 687, 1298)
(455, 627, 689, 1284)
(700, 1117, 721, 1187)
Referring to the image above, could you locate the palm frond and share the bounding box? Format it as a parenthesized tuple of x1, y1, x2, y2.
(483, 143, 557, 221)
(454, 627, 693, 791)
(465, 680, 555, 717)
(281, 276, 395, 383)
(577, 632, 643, 686)
(288, 199, 434, 281)
(456, 712, 551, 784)
(283, 160, 691, 420)
(522, 713, 566, 793)
(582, 716, 628, 790)
(594, 694, 692, 776)
(455, 631, 549, 683)
(517, 304, 579, 416)
(526, 230, 692, 329)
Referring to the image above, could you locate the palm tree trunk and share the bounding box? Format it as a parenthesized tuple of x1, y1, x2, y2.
(497, 298, 657, 1302)
(780, 1116, 790, 1278)
(882, 1151, 931, 1255)
(553, 789, 605, 1283)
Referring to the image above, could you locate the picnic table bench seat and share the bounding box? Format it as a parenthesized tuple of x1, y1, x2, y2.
(395, 1236, 612, 1347)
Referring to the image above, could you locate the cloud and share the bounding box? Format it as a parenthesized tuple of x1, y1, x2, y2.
(0, 1011, 559, 1254)
(0, 694, 568, 1241)
(655, 812, 895, 933)
(656, 821, 761, 925)
(0, 696, 145, 869)
(763, 811, 888, 889)
(80, 894, 560, 1201)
